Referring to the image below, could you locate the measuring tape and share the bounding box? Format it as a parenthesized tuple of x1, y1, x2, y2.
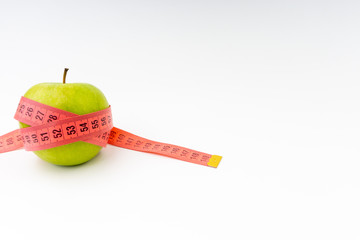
(0, 96, 222, 168)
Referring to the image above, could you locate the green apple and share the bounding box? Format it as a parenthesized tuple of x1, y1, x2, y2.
(19, 69, 109, 166)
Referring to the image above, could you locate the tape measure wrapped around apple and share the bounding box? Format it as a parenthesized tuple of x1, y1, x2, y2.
(0, 69, 222, 168)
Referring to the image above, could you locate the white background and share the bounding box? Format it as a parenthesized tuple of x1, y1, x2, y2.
(1, 0, 360, 239)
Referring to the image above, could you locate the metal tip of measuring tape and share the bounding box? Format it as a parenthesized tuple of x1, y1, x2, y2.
(207, 155, 222, 168)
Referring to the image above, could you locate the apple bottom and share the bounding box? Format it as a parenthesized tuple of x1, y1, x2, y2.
(32, 141, 102, 166)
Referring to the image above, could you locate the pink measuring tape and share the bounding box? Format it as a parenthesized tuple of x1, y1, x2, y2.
(0, 96, 222, 168)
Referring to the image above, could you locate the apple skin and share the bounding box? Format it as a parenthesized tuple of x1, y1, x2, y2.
(19, 83, 109, 166)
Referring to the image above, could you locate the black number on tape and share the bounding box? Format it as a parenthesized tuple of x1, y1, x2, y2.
(109, 130, 116, 139)
(35, 111, 44, 121)
(47, 115, 58, 123)
(153, 144, 161, 150)
(180, 150, 189, 157)
(40, 132, 49, 141)
(126, 138, 134, 145)
(31, 134, 38, 143)
(143, 143, 152, 149)
(171, 148, 180, 154)
(91, 120, 99, 129)
(101, 132, 107, 140)
(161, 146, 170, 152)
(25, 135, 31, 144)
(25, 107, 33, 117)
(117, 134, 125, 142)
(6, 138, 13, 145)
(16, 135, 23, 142)
(52, 129, 63, 138)
(66, 126, 76, 135)
(201, 155, 209, 162)
(190, 153, 199, 159)
(79, 123, 88, 132)
(101, 117, 106, 126)
(19, 105, 25, 113)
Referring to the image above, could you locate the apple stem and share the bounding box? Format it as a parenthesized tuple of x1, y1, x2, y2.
(63, 68, 69, 84)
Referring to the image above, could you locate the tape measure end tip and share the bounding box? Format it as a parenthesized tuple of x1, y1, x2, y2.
(207, 155, 222, 168)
